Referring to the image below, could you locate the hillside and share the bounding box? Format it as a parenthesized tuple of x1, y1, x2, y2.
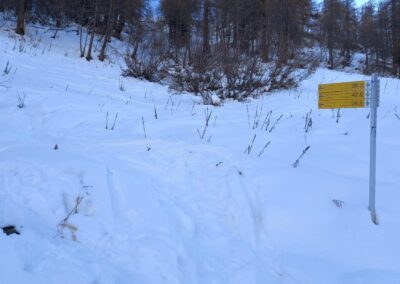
(1, 26, 400, 284)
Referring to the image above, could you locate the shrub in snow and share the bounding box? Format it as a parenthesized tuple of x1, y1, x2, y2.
(122, 35, 169, 83)
(123, 39, 318, 105)
(169, 50, 318, 104)
(169, 50, 223, 105)
(123, 53, 167, 83)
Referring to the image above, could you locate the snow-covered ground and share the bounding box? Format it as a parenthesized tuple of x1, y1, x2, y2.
(1, 25, 400, 284)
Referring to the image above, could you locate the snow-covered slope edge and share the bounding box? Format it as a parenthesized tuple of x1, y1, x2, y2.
(1, 26, 400, 284)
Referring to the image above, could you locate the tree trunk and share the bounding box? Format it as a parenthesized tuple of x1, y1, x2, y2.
(343, 0, 351, 66)
(278, 0, 289, 64)
(328, 44, 334, 69)
(202, 0, 210, 53)
(99, 0, 114, 61)
(51, 19, 61, 39)
(86, 0, 99, 61)
(327, 0, 335, 69)
(392, 0, 400, 77)
(113, 15, 125, 39)
(259, 0, 270, 62)
(16, 0, 28, 36)
(233, 0, 239, 53)
(79, 0, 87, 58)
(130, 40, 140, 61)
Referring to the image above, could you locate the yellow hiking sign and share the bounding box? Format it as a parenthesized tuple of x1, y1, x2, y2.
(318, 81, 367, 109)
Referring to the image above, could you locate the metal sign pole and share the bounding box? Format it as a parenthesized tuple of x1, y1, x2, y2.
(319, 76, 381, 224)
(369, 73, 379, 224)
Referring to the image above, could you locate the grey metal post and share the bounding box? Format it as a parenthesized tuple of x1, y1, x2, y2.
(369, 73, 379, 224)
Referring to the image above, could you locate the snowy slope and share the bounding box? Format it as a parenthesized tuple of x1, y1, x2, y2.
(0, 25, 400, 284)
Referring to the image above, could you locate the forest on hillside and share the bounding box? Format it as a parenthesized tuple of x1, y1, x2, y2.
(1, 0, 399, 103)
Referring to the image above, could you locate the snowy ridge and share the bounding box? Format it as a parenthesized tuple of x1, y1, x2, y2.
(0, 26, 400, 284)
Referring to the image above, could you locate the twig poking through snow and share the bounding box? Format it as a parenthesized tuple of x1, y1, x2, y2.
(111, 112, 118, 130)
(244, 134, 257, 155)
(258, 141, 271, 157)
(191, 103, 197, 116)
(304, 110, 313, 133)
(269, 114, 283, 133)
(0, 80, 9, 91)
(261, 110, 272, 131)
(197, 108, 213, 139)
(16, 91, 26, 108)
(142, 116, 147, 139)
(3, 60, 11, 75)
(57, 196, 83, 241)
(394, 108, 400, 121)
(332, 199, 345, 208)
(336, 109, 343, 123)
(87, 86, 94, 95)
(234, 166, 243, 176)
(165, 97, 171, 110)
(251, 106, 265, 129)
(292, 146, 311, 168)
(246, 105, 251, 128)
(118, 76, 126, 92)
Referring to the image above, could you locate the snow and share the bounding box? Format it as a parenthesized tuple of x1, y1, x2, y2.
(0, 24, 400, 284)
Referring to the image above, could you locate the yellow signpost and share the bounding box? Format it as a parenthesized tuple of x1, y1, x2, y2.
(318, 76, 381, 224)
(318, 81, 366, 109)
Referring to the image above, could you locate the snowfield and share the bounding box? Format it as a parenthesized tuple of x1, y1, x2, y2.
(0, 25, 400, 284)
